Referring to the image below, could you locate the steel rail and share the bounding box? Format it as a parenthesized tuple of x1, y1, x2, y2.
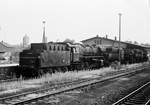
(112, 79, 150, 105)
(145, 99, 150, 105)
(0, 78, 18, 83)
(0, 78, 89, 101)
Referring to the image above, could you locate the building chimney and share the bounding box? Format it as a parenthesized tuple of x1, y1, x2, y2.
(115, 36, 117, 40)
(23, 34, 29, 48)
(42, 21, 47, 43)
(106, 35, 108, 39)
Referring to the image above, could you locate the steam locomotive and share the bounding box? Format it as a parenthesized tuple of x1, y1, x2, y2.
(19, 42, 148, 76)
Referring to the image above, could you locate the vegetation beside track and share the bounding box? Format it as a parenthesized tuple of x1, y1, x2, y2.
(0, 62, 148, 96)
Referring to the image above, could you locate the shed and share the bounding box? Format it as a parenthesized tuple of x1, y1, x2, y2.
(81, 35, 127, 48)
(0, 41, 14, 61)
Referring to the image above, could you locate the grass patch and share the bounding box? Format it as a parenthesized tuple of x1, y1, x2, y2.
(0, 62, 148, 95)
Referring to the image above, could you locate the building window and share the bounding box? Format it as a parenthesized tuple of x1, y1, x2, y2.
(100, 39, 102, 44)
(97, 40, 99, 44)
(49, 46, 51, 50)
(61, 46, 64, 51)
(57, 46, 60, 51)
(65, 46, 69, 51)
(53, 46, 56, 51)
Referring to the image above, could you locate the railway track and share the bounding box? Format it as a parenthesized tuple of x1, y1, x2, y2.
(0, 78, 90, 104)
(0, 78, 18, 83)
(112, 80, 150, 105)
(0, 65, 149, 105)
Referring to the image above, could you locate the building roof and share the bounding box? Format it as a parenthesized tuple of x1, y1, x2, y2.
(81, 36, 125, 44)
(81, 35, 150, 49)
(0, 41, 14, 52)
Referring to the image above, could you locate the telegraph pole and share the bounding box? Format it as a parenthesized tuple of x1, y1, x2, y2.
(118, 13, 122, 65)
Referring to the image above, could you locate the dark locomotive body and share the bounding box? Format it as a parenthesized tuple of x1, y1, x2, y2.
(19, 42, 148, 76)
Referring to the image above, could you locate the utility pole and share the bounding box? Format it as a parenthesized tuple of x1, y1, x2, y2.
(118, 13, 122, 65)
(42, 21, 46, 43)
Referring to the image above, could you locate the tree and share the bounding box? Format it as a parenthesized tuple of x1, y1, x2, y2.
(125, 40, 132, 44)
(63, 38, 75, 44)
(141, 43, 150, 47)
(134, 41, 138, 45)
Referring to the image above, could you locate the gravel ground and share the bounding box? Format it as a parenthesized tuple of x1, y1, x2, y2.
(34, 67, 150, 105)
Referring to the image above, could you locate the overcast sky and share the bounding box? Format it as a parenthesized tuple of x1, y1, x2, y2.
(0, 0, 150, 44)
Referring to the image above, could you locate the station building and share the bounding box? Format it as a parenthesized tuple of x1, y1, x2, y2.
(81, 35, 128, 48)
(81, 35, 150, 57)
(0, 41, 14, 62)
(81, 35, 141, 49)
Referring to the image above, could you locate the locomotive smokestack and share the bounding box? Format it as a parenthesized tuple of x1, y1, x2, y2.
(42, 21, 47, 43)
